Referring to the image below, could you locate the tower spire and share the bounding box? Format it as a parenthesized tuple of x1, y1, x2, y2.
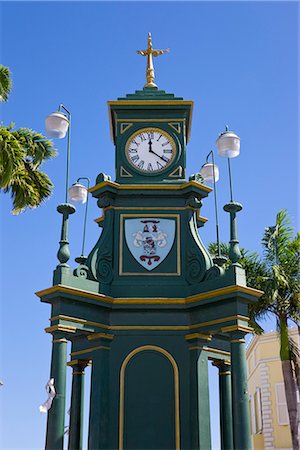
(137, 32, 169, 88)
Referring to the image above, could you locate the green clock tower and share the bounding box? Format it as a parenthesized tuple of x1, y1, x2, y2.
(37, 34, 262, 450)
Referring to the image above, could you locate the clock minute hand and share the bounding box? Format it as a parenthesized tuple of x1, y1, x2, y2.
(149, 148, 168, 163)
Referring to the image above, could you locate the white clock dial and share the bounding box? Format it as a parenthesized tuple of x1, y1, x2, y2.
(125, 128, 176, 173)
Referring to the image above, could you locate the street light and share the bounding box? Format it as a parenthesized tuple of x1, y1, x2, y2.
(68, 178, 90, 264)
(200, 150, 227, 267)
(216, 126, 242, 266)
(216, 125, 240, 202)
(45, 104, 75, 268)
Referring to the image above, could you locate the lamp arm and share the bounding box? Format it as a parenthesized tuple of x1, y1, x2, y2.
(76, 177, 90, 257)
(205, 150, 221, 258)
(227, 158, 234, 202)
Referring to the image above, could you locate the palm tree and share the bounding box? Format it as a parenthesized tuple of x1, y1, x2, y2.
(209, 210, 300, 449)
(0, 65, 56, 213)
(0, 64, 12, 102)
(252, 210, 300, 449)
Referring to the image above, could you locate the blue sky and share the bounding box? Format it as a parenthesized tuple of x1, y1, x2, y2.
(0, 1, 299, 449)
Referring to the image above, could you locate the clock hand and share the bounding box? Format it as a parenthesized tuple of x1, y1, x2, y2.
(148, 139, 152, 152)
(149, 148, 168, 163)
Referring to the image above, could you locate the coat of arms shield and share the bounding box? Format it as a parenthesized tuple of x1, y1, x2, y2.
(125, 218, 175, 271)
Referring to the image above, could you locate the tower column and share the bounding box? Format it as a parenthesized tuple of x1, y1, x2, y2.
(212, 360, 234, 450)
(45, 331, 68, 450)
(228, 330, 252, 450)
(186, 333, 212, 450)
(68, 360, 89, 450)
(88, 336, 112, 450)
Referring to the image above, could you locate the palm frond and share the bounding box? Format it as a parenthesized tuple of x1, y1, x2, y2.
(0, 65, 12, 102)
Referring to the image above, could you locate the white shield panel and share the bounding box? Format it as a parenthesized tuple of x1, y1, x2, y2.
(125, 218, 176, 271)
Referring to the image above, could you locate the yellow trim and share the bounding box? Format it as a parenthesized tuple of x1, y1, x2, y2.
(37, 284, 262, 306)
(120, 166, 133, 178)
(185, 333, 212, 341)
(120, 123, 133, 134)
(48, 314, 249, 333)
(102, 205, 204, 211)
(87, 332, 114, 341)
(219, 371, 231, 376)
(70, 346, 111, 356)
(211, 360, 231, 368)
(67, 359, 91, 367)
(45, 324, 76, 334)
(119, 213, 181, 276)
(230, 339, 246, 343)
(89, 180, 212, 194)
(119, 345, 180, 450)
(108, 100, 193, 106)
(116, 118, 186, 123)
(189, 347, 231, 357)
(168, 166, 183, 178)
(168, 122, 181, 134)
(52, 338, 68, 343)
(95, 215, 104, 224)
(221, 325, 253, 334)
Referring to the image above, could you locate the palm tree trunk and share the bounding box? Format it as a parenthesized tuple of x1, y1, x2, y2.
(280, 319, 300, 450)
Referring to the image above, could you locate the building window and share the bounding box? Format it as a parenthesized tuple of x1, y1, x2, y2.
(275, 383, 289, 425)
(250, 395, 256, 435)
(254, 387, 263, 433)
(250, 388, 263, 434)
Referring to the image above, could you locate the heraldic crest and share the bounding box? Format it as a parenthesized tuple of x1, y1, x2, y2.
(125, 218, 175, 271)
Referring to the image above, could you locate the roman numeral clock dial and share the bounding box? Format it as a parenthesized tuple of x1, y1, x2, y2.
(125, 128, 176, 173)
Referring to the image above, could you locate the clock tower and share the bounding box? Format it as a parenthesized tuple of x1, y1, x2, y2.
(37, 34, 261, 450)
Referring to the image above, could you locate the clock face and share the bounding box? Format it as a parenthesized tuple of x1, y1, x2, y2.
(125, 128, 176, 173)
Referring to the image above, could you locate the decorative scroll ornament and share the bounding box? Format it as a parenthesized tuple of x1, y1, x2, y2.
(39, 378, 56, 413)
(125, 218, 175, 271)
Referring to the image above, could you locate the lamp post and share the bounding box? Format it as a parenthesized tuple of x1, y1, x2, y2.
(216, 126, 242, 266)
(45, 104, 75, 267)
(68, 177, 90, 264)
(200, 150, 227, 267)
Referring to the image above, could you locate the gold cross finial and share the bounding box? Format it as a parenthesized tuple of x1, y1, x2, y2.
(137, 32, 170, 88)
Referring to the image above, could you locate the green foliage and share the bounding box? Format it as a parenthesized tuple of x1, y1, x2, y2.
(0, 65, 12, 102)
(0, 124, 56, 214)
(0, 64, 56, 213)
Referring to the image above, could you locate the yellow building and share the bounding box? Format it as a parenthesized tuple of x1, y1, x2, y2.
(246, 327, 299, 450)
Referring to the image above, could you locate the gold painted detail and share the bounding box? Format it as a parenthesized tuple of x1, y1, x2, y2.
(116, 118, 186, 123)
(67, 359, 91, 367)
(168, 166, 183, 178)
(89, 180, 212, 194)
(119, 213, 181, 276)
(120, 166, 133, 178)
(38, 282, 259, 306)
(95, 215, 104, 224)
(70, 346, 111, 357)
(87, 332, 114, 341)
(230, 339, 246, 343)
(221, 325, 253, 334)
(120, 123, 133, 134)
(189, 347, 231, 357)
(48, 313, 249, 331)
(45, 324, 76, 334)
(137, 32, 169, 88)
(119, 345, 180, 450)
(219, 371, 231, 376)
(185, 333, 212, 341)
(168, 122, 181, 134)
(102, 206, 201, 211)
(52, 338, 68, 343)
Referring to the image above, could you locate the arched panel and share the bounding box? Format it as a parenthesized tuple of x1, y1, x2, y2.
(119, 346, 180, 450)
